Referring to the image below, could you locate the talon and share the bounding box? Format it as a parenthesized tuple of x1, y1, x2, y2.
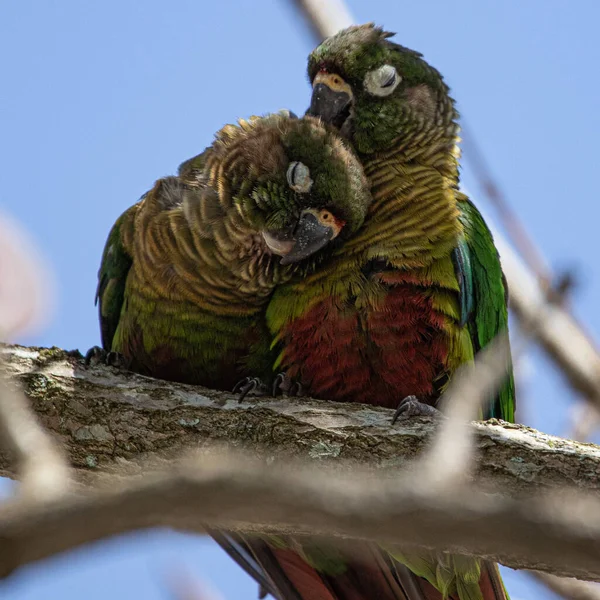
(272, 373, 286, 396)
(84, 346, 127, 369)
(238, 380, 258, 402)
(233, 377, 266, 402)
(289, 381, 305, 397)
(232, 377, 249, 394)
(106, 351, 127, 368)
(84, 346, 106, 366)
(391, 395, 440, 424)
(272, 372, 304, 396)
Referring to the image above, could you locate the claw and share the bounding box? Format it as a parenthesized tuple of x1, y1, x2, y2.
(272, 372, 304, 397)
(272, 373, 286, 396)
(106, 351, 127, 368)
(84, 346, 106, 366)
(233, 377, 266, 402)
(84, 346, 127, 369)
(391, 395, 440, 425)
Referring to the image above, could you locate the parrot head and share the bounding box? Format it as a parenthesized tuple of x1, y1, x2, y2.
(211, 113, 370, 265)
(306, 24, 458, 155)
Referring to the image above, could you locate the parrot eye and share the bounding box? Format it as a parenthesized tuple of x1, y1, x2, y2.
(363, 64, 401, 97)
(287, 161, 313, 193)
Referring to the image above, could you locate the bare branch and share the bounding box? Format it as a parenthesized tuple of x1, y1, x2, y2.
(459, 123, 552, 283)
(161, 565, 224, 600)
(0, 450, 600, 581)
(1, 344, 600, 581)
(495, 236, 600, 409)
(533, 572, 600, 600)
(419, 334, 512, 491)
(0, 211, 54, 340)
(2, 344, 599, 495)
(288, 0, 353, 40)
(0, 372, 71, 500)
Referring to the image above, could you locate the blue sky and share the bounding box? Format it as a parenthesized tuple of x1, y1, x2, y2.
(1, 0, 598, 598)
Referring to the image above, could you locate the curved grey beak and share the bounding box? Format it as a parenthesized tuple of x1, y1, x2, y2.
(306, 83, 352, 129)
(262, 210, 335, 265)
(279, 211, 334, 265)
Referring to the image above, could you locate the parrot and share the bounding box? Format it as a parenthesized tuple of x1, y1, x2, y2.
(89, 112, 371, 392)
(223, 24, 515, 600)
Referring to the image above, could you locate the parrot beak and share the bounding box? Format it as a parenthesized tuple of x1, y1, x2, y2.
(262, 210, 336, 265)
(307, 84, 352, 129)
(306, 73, 353, 130)
(279, 210, 335, 265)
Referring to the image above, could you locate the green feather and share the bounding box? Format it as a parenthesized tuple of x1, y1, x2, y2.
(458, 197, 515, 422)
(95, 206, 135, 350)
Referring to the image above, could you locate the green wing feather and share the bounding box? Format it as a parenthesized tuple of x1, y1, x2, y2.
(456, 195, 515, 422)
(95, 205, 136, 351)
(96, 147, 210, 353)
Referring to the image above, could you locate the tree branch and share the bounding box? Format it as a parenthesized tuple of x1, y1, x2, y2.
(2, 448, 600, 581)
(1, 344, 599, 493)
(2, 343, 600, 581)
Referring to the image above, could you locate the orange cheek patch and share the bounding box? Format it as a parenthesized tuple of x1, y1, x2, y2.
(331, 216, 346, 238)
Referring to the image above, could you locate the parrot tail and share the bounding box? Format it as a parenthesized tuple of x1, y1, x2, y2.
(213, 533, 508, 600)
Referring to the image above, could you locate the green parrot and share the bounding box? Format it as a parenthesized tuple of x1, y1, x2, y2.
(89, 113, 371, 393)
(227, 25, 515, 600)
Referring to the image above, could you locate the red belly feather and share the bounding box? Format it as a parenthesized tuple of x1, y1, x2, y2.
(280, 284, 449, 408)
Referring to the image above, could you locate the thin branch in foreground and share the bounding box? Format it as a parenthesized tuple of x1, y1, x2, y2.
(459, 123, 552, 284)
(418, 334, 512, 491)
(532, 572, 600, 600)
(161, 564, 224, 600)
(0, 210, 54, 340)
(569, 401, 600, 442)
(0, 452, 600, 581)
(0, 372, 71, 500)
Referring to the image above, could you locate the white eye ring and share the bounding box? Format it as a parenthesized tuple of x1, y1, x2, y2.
(287, 161, 313, 193)
(363, 64, 401, 97)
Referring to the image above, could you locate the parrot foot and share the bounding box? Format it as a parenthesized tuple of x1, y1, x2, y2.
(391, 395, 440, 424)
(232, 377, 268, 402)
(272, 372, 304, 397)
(84, 346, 127, 369)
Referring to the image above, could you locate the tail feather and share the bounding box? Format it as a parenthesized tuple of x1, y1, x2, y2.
(212, 530, 508, 600)
(208, 530, 280, 598)
(479, 563, 509, 600)
(251, 540, 421, 600)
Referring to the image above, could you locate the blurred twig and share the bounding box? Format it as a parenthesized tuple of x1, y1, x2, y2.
(0, 448, 600, 580)
(569, 402, 600, 442)
(0, 211, 54, 341)
(289, 0, 353, 40)
(419, 334, 513, 490)
(0, 212, 68, 500)
(460, 122, 552, 284)
(0, 375, 71, 501)
(532, 572, 600, 600)
(161, 565, 224, 600)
